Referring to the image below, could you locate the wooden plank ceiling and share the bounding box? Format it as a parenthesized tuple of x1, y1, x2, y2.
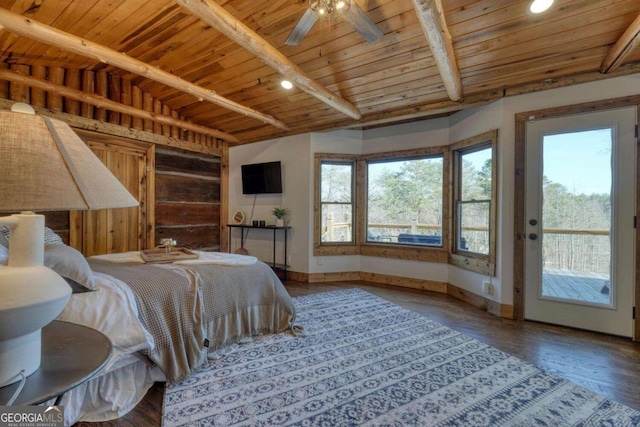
(0, 0, 639, 145)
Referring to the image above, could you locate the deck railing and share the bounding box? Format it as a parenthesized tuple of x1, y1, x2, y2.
(322, 214, 610, 273)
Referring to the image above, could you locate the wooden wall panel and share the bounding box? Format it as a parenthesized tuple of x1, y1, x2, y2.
(71, 130, 154, 256)
(1, 64, 220, 254)
(155, 147, 221, 250)
(155, 225, 220, 249)
(155, 149, 221, 177)
(155, 203, 219, 227)
(155, 173, 220, 203)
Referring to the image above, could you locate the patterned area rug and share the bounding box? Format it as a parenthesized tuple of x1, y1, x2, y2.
(162, 289, 640, 426)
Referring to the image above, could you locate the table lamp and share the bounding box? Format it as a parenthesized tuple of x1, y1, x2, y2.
(0, 103, 138, 386)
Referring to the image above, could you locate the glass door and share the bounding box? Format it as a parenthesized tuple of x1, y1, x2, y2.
(524, 107, 636, 336)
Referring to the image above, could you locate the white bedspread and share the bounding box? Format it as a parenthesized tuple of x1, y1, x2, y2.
(56, 272, 154, 372)
(174, 251, 257, 266)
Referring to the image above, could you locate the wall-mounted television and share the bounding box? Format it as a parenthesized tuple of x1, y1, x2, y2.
(241, 161, 282, 194)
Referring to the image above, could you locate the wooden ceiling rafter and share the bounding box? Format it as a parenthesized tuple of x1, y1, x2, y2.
(410, 0, 462, 102)
(172, 0, 363, 120)
(0, 7, 289, 136)
(1, 0, 640, 143)
(600, 13, 640, 74)
(0, 67, 239, 143)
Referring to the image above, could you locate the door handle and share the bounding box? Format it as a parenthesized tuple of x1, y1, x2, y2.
(528, 233, 538, 240)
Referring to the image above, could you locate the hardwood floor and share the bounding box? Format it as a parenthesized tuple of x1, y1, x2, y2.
(76, 280, 640, 426)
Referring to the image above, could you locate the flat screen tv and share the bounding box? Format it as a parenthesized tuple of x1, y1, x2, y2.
(241, 161, 282, 194)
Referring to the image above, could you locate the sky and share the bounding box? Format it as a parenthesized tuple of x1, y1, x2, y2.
(543, 128, 612, 195)
(366, 128, 614, 196)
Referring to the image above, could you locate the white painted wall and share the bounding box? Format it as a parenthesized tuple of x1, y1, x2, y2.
(230, 74, 640, 305)
(229, 134, 311, 273)
(447, 74, 640, 304)
(361, 117, 450, 153)
(448, 100, 505, 301)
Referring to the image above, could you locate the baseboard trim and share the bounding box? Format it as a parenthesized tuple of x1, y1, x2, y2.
(288, 270, 514, 319)
(307, 271, 362, 282)
(287, 271, 310, 283)
(446, 283, 514, 319)
(360, 272, 447, 293)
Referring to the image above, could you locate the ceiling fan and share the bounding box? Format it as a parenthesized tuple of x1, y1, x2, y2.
(285, 0, 383, 46)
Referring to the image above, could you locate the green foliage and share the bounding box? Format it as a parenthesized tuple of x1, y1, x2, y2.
(368, 158, 443, 226)
(321, 163, 352, 202)
(542, 177, 610, 229)
(272, 207, 290, 219)
(477, 158, 493, 198)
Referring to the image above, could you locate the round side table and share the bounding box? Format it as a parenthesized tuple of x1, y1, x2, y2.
(0, 320, 112, 405)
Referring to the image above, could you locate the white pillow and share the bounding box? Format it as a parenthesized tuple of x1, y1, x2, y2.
(0, 243, 7, 266)
(0, 225, 64, 245)
(44, 227, 64, 245)
(0, 226, 8, 247)
(44, 244, 95, 292)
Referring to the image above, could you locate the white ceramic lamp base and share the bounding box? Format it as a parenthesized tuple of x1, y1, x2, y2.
(0, 214, 71, 385)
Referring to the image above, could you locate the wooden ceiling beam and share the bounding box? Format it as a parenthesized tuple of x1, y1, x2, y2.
(411, 0, 462, 102)
(600, 14, 640, 73)
(0, 68, 240, 143)
(172, 0, 362, 120)
(0, 7, 289, 131)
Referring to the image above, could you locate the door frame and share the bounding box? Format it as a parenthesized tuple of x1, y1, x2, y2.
(514, 95, 640, 341)
(69, 129, 156, 253)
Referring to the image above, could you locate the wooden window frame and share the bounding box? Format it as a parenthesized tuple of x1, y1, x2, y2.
(358, 146, 450, 263)
(314, 153, 359, 256)
(450, 130, 498, 276)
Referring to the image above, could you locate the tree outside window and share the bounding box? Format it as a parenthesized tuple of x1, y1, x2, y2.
(320, 160, 355, 244)
(367, 156, 444, 245)
(451, 129, 498, 276)
(456, 146, 492, 254)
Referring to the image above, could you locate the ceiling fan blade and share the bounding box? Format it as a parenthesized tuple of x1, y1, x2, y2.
(342, 2, 383, 43)
(285, 8, 319, 46)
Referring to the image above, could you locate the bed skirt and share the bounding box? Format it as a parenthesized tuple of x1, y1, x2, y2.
(57, 358, 164, 426)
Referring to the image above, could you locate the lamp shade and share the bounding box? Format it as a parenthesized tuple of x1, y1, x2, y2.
(0, 104, 138, 386)
(0, 106, 138, 211)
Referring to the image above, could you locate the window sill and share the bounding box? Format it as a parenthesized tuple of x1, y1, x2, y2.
(314, 244, 360, 256)
(360, 243, 448, 263)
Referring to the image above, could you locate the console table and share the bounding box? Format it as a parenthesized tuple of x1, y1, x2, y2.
(0, 320, 112, 406)
(228, 224, 291, 278)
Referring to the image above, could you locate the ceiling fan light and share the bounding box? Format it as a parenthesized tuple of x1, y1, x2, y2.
(529, 0, 554, 14)
(310, 0, 349, 17)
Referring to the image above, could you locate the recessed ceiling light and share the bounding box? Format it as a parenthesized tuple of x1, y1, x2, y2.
(529, 0, 554, 13)
(281, 80, 293, 90)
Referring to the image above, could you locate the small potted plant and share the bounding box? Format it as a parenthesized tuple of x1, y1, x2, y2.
(272, 207, 290, 227)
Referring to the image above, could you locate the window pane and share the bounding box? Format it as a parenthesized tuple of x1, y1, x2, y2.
(367, 157, 443, 245)
(461, 147, 492, 200)
(321, 163, 352, 203)
(458, 201, 490, 254)
(541, 129, 612, 305)
(321, 204, 353, 242)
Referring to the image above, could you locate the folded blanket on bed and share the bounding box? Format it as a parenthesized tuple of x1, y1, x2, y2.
(87, 259, 295, 383)
(88, 259, 205, 383)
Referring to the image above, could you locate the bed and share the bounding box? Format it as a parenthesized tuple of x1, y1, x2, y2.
(0, 231, 297, 425)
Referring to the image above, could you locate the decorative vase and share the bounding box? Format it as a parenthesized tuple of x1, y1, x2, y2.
(275, 218, 284, 227)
